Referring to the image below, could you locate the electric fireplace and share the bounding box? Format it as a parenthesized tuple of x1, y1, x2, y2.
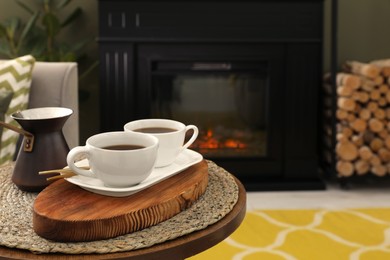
(151, 61, 268, 157)
(98, 0, 325, 190)
(152, 65, 268, 156)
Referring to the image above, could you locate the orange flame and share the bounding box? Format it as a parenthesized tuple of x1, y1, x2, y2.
(194, 129, 247, 150)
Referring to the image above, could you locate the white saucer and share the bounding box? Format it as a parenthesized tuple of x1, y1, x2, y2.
(65, 149, 203, 197)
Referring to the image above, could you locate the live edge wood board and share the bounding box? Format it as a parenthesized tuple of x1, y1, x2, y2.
(33, 160, 208, 242)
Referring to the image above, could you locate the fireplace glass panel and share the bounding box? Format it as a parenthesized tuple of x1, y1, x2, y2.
(150, 61, 268, 158)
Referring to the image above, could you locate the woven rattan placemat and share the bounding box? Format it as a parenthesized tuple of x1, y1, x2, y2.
(0, 160, 239, 255)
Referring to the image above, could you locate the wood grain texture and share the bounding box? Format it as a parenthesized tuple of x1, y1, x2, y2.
(33, 161, 208, 242)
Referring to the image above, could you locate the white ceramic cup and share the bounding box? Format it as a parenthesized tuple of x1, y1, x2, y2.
(124, 119, 199, 167)
(66, 131, 159, 188)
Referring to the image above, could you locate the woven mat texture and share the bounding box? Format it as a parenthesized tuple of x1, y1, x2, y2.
(0, 160, 238, 254)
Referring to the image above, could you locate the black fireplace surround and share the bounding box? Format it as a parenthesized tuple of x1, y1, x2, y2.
(98, 0, 325, 190)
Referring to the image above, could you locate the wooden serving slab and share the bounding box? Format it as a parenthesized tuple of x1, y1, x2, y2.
(33, 160, 208, 242)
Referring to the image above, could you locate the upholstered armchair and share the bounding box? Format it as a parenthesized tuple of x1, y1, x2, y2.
(28, 62, 79, 149)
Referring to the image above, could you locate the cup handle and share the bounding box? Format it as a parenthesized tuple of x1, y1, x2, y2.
(66, 146, 96, 178)
(182, 125, 199, 151)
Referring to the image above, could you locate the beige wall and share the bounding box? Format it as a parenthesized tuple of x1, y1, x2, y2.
(334, 0, 390, 71)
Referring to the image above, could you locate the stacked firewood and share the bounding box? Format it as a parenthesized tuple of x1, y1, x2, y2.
(332, 59, 390, 177)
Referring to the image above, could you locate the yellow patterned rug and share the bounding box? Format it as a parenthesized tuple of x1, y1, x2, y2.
(188, 208, 390, 260)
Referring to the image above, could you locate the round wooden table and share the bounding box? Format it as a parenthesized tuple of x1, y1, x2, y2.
(0, 177, 246, 260)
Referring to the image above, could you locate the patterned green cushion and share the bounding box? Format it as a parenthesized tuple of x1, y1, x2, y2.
(0, 89, 14, 138)
(0, 55, 35, 165)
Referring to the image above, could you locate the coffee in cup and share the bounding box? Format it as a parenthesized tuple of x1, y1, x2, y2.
(124, 119, 199, 167)
(66, 131, 159, 188)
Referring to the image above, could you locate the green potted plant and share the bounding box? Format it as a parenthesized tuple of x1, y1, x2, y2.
(0, 0, 98, 99)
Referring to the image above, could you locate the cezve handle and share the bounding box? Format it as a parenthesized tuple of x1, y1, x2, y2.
(0, 121, 34, 152)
